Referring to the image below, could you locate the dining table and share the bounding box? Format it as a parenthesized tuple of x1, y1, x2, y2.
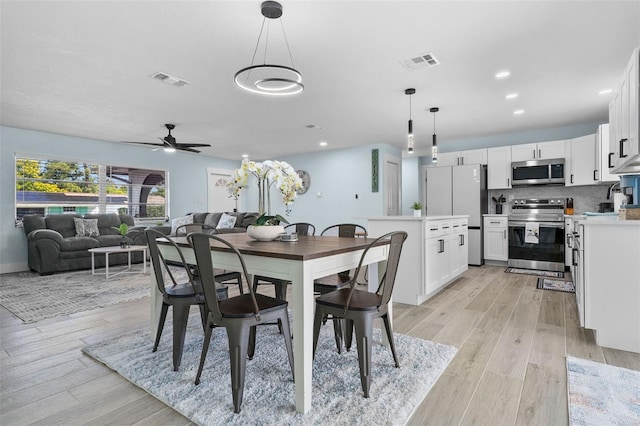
(152, 232, 390, 414)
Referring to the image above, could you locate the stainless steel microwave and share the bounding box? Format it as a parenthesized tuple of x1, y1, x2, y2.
(511, 158, 565, 186)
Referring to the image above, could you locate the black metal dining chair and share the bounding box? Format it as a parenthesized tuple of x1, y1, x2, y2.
(145, 228, 227, 372)
(174, 223, 244, 295)
(314, 223, 368, 352)
(188, 232, 294, 414)
(312, 231, 408, 398)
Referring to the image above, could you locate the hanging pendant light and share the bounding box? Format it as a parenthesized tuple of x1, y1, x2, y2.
(235, 1, 303, 96)
(430, 107, 439, 162)
(405, 88, 415, 154)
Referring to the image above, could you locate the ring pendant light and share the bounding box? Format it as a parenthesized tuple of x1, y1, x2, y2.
(234, 1, 303, 96)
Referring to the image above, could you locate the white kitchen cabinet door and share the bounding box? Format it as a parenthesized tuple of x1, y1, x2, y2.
(511, 143, 538, 161)
(425, 236, 448, 294)
(596, 124, 617, 182)
(483, 216, 508, 261)
(512, 140, 566, 161)
(460, 149, 487, 165)
(487, 146, 512, 189)
(436, 152, 460, 167)
(566, 134, 597, 186)
(537, 140, 567, 159)
(609, 88, 622, 169)
(610, 48, 640, 173)
(449, 223, 469, 276)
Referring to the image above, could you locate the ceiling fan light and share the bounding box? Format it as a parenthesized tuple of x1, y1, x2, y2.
(164, 147, 176, 153)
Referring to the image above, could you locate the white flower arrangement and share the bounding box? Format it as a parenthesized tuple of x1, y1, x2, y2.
(230, 159, 303, 214)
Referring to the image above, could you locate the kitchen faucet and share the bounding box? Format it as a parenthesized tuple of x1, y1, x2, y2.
(606, 181, 620, 199)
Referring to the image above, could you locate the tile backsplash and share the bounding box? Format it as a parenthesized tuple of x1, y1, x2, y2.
(489, 183, 615, 214)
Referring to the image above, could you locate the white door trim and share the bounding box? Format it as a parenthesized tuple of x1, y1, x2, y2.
(383, 154, 402, 216)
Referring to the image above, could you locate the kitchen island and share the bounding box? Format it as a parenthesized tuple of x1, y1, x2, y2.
(572, 216, 640, 353)
(368, 215, 469, 305)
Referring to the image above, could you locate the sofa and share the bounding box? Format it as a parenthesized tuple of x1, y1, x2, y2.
(178, 212, 259, 235)
(22, 213, 150, 275)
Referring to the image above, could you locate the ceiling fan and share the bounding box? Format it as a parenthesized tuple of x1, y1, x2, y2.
(122, 124, 211, 153)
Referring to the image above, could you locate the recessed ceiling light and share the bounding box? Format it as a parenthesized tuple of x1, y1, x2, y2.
(598, 89, 612, 95)
(505, 93, 518, 99)
(319, 141, 328, 147)
(513, 109, 525, 115)
(495, 71, 511, 79)
(241, 154, 249, 158)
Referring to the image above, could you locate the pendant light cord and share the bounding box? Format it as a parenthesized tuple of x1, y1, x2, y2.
(280, 18, 296, 68)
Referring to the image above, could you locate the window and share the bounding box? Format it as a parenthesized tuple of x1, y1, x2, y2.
(15, 156, 168, 223)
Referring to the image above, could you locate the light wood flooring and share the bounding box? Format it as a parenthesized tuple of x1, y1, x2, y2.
(1, 265, 639, 425)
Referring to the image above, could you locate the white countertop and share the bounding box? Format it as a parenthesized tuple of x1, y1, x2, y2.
(483, 214, 508, 217)
(575, 216, 640, 226)
(368, 215, 469, 221)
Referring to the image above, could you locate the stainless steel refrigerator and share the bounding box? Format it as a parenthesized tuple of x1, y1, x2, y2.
(425, 164, 487, 265)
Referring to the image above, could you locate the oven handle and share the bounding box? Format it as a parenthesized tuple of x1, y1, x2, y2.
(508, 221, 565, 229)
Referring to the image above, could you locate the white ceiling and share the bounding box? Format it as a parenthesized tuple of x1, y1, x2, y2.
(1, 1, 639, 160)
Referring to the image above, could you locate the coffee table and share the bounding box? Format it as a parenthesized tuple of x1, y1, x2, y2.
(88, 245, 147, 279)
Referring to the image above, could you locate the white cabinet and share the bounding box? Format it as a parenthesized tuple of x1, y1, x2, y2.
(487, 146, 512, 189)
(483, 216, 508, 262)
(449, 220, 469, 276)
(368, 216, 469, 305)
(596, 124, 617, 183)
(581, 220, 640, 353)
(437, 149, 487, 167)
(511, 140, 566, 162)
(610, 48, 640, 173)
(565, 134, 597, 186)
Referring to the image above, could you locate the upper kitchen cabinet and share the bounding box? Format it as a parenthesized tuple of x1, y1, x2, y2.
(437, 149, 487, 167)
(487, 146, 512, 189)
(596, 124, 617, 183)
(511, 140, 567, 162)
(609, 47, 640, 173)
(566, 134, 597, 186)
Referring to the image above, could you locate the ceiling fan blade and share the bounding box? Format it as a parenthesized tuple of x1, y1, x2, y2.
(122, 141, 165, 147)
(176, 143, 211, 148)
(177, 146, 201, 153)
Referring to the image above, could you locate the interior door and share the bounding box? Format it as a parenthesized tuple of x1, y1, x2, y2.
(207, 168, 236, 212)
(384, 156, 400, 215)
(426, 166, 452, 215)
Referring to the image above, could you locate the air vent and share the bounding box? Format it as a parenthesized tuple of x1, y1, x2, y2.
(400, 52, 440, 71)
(149, 72, 190, 87)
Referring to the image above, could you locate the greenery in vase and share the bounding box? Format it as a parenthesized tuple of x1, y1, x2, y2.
(411, 201, 423, 210)
(112, 223, 129, 236)
(254, 213, 289, 226)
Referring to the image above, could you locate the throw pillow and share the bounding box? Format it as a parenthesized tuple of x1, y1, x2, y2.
(216, 213, 237, 229)
(74, 218, 100, 237)
(170, 214, 194, 236)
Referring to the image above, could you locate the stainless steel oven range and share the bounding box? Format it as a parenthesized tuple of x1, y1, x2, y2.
(508, 198, 565, 272)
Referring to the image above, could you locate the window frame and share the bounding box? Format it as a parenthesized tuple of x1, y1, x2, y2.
(14, 153, 169, 225)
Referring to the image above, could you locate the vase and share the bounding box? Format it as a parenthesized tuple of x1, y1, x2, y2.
(413, 209, 421, 217)
(247, 225, 285, 242)
(120, 237, 129, 249)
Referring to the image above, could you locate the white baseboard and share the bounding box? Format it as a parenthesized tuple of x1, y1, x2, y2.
(0, 262, 29, 274)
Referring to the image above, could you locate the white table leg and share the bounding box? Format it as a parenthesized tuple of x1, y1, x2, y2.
(105, 253, 110, 279)
(91, 252, 96, 275)
(127, 250, 132, 270)
(291, 262, 314, 414)
(142, 248, 147, 274)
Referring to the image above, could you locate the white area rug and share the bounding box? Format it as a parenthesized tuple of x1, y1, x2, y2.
(567, 356, 640, 425)
(83, 313, 457, 425)
(0, 268, 150, 323)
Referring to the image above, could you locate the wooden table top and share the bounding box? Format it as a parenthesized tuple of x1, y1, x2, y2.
(164, 233, 388, 261)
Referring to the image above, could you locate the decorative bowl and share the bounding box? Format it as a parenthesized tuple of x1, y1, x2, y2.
(247, 225, 285, 241)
